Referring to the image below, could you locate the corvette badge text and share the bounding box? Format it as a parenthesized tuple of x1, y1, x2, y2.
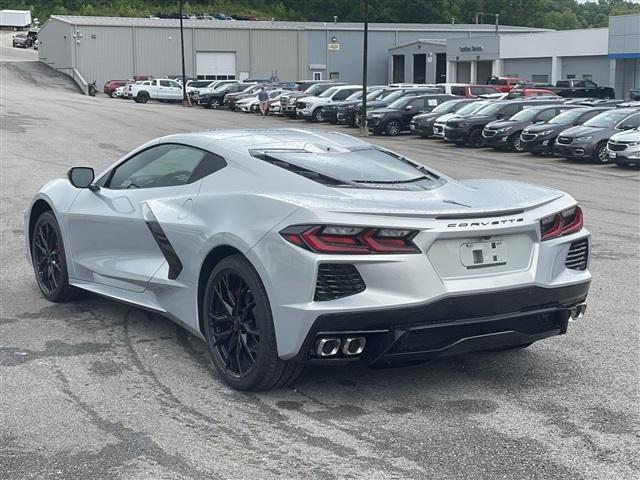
(447, 218, 526, 228)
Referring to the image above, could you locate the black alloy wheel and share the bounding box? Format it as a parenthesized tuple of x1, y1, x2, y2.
(31, 211, 82, 302)
(135, 91, 150, 103)
(467, 129, 484, 148)
(385, 119, 401, 136)
(203, 255, 303, 391)
(508, 132, 525, 152)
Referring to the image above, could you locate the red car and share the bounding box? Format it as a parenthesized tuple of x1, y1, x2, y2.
(506, 88, 559, 99)
(451, 85, 502, 98)
(103, 80, 128, 97)
(487, 77, 527, 92)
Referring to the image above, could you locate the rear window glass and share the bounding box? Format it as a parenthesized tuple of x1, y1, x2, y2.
(451, 86, 466, 96)
(258, 149, 436, 185)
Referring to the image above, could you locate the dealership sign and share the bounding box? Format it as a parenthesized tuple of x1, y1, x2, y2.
(459, 45, 484, 52)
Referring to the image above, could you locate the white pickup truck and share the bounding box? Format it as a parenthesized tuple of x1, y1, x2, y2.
(131, 79, 184, 103)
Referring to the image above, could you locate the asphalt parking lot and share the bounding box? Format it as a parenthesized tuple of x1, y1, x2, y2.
(1, 46, 639, 479)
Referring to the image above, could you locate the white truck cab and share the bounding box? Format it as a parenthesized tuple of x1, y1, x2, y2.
(131, 79, 184, 103)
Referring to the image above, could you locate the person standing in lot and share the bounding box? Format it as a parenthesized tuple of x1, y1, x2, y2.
(258, 87, 269, 117)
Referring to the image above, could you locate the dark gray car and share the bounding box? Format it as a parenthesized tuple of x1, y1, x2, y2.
(554, 108, 640, 163)
(482, 104, 580, 152)
(520, 107, 612, 155)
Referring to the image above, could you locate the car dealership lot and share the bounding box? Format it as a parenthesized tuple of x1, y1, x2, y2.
(1, 58, 639, 480)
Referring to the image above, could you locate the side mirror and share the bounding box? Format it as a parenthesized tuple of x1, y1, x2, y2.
(68, 167, 97, 190)
(496, 113, 505, 119)
(405, 105, 413, 111)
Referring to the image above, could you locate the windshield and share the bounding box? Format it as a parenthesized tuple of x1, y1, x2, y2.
(319, 87, 338, 98)
(189, 81, 212, 88)
(265, 149, 433, 184)
(432, 100, 464, 114)
(367, 90, 386, 100)
(548, 109, 586, 125)
(346, 91, 363, 100)
(583, 110, 633, 128)
(509, 108, 540, 122)
(474, 103, 507, 116)
(387, 97, 414, 109)
(457, 101, 489, 116)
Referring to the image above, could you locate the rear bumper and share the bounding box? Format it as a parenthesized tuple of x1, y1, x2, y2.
(292, 282, 590, 366)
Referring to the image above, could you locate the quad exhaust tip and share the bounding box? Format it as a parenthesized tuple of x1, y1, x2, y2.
(316, 337, 366, 357)
(569, 303, 587, 321)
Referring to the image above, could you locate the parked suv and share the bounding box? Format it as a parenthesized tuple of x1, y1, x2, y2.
(554, 108, 640, 162)
(520, 107, 611, 154)
(280, 82, 345, 118)
(297, 85, 362, 122)
(321, 88, 384, 124)
(432, 100, 490, 138)
(607, 128, 640, 166)
(352, 88, 442, 127)
(367, 94, 458, 136)
(451, 85, 501, 98)
(198, 83, 254, 109)
(482, 104, 577, 151)
(444, 99, 562, 147)
(410, 98, 477, 137)
(12, 32, 33, 48)
(336, 88, 400, 126)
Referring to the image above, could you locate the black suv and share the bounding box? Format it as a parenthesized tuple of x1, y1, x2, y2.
(367, 94, 458, 136)
(444, 99, 563, 147)
(353, 88, 441, 127)
(482, 104, 579, 151)
(520, 107, 612, 155)
(198, 83, 255, 109)
(280, 82, 345, 118)
(321, 88, 386, 124)
(410, 99, 477, 138)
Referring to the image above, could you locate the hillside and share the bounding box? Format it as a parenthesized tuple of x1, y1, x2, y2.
(1, 0, 639, 30)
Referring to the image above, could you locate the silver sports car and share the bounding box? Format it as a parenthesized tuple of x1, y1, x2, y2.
(25, 129, 591, 390)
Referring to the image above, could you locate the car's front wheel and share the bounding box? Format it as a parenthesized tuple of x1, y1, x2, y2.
(134, 91, 150, 103)
(593, 142, 609, 163)
(203, 255, 304, 391)
(507, 132, 525, 152)
(31, 211, 83, 302)
(467, 129, 484, 148)
(311, 108, 323, 122)
(385, 119, 401, 136)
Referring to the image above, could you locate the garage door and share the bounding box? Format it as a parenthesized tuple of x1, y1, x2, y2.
(196, 52, 236, 80)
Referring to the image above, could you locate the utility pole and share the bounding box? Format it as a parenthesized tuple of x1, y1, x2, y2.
(179, 0, 189, 105)
(495, 13, 500, 34)
(359, 0, 369, 137)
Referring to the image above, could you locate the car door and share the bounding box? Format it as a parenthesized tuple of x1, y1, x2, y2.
(401, 97, 427, 126)
(66, 143, 225, 292)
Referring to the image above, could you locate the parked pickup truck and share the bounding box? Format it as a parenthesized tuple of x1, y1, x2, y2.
(131, 79, 184, 103)
(547, 79, 615, 99)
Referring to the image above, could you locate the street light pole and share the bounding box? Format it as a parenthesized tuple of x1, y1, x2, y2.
(359, 0, 369, 137)
(179, 0, 188, 105)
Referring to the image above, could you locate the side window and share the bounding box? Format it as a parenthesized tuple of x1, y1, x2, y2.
(451, 86, 465, 96)
(410, 97, 425, 109)
(619, 114, 640, 129)
(107, 144, 224, 190)
(469, 87, 482, 96)
(333, 89, 353, 101)
(536, 109, 557, 122)
(584, 80, 597, 88)
(573, 81, 586, 88)
(159, 80, 171, 87)
(170, 81, 181, 88)
(501, 104, 520, 117)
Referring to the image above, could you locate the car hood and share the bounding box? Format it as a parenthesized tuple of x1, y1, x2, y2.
(559, 125, 609, 138)
(486, 120, 528, 130)
(368, 107, 399, 115)
(525, 123, 568, 133)
(273, 178, 565, 217)
(412, 112, 440, 121)
(609, 129, 640, 141)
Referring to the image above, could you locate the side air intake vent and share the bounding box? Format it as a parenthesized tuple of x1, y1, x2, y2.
(566, 239, 589, 271)
(314, 264, 366, 301)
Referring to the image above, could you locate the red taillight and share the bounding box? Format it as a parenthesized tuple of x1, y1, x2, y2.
(540, 206, 583, 240)
(280, 225, 420, 254)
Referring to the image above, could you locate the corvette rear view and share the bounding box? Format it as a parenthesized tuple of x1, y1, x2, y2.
(25, 129, 591, 390)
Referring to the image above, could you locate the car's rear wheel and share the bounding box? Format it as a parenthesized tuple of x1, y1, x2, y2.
(203, 255, 304, 391)
(593, 142, 609, 163)
(134, 91, 150, 103)
(467, 129, 484, 147)
(385, 119, 401, 136)
(31, 211, 83, 302)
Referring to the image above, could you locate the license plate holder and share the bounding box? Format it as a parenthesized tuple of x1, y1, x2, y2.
(609, 151, 617, 158)
(460, 240, 507, 268)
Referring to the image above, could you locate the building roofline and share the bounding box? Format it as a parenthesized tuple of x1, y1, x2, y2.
(48, 15, 552, 32)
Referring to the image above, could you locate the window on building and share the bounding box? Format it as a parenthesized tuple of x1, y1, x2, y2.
(582, 74, 593, 81)
(567, 74, 576, 79)
(531, 74, 549, 83)
(313, 71, 322, 81)
(329, 72, 340, 80)
(392, 55, 405, 83)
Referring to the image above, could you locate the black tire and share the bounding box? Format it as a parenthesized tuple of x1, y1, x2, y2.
(485, 342, 533, 352)
(593, 142, 609, 163)
(467, 129, 484, 148)
(311, 108, 323, 123)
(31, 211, 84, 303)
(203, 255, 304, 391)
(134, 91, 150, 104)
(507, 132, 525, 152)
(385, 119, 401, 136)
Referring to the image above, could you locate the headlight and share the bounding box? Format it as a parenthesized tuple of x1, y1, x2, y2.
(368, 113, 383, 118)
(576, 136, 592, 142)
(497, 127, 512, 133)
(539, 130, 555, 136)
(627, 141, 640, 147)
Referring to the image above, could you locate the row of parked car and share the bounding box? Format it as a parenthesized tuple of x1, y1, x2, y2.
(105, 77, 640, 167)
